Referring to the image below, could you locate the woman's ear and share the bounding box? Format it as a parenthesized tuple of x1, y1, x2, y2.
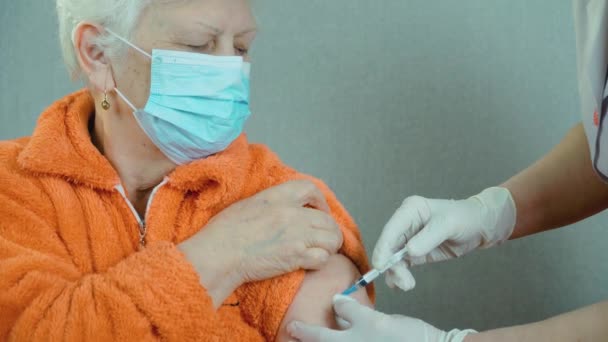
(72, 22, 116, 92)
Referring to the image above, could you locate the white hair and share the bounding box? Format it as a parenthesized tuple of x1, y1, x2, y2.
(56, 0, 158, 78)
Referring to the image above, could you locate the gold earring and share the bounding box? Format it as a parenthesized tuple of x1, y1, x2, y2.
(101, 91, 111, 110)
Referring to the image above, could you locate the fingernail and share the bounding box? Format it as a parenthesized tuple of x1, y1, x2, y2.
(333, 294, 356, 304)
(393, 272, 407, 287)
(287, 321, 299, 334)
(397, 279, 415, 291)
(335, 316, 351, 330)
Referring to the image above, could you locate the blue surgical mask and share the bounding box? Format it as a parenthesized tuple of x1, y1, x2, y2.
(106, 29, 251, 165)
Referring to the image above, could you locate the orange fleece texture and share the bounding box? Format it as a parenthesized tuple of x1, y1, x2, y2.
(0, 90, 373, 342)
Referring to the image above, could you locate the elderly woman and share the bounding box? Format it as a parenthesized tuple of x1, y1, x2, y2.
(0, 0, 373, 341)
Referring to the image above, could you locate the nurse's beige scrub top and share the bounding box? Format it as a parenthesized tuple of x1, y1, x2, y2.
(575, 0, 608, 179)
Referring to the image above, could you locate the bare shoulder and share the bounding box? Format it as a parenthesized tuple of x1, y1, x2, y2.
(275, 254, 373, 342)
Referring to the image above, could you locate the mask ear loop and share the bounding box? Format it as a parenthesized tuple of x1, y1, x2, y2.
(103, 27, 148, 112)
(104, 27, 152, 59)
(109, 65, 139, 112)
(105, 59, 136, 112)
(112, 90, 136, 113)
(114, 88, 137, 112)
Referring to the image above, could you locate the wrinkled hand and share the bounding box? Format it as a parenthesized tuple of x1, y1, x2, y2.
(288, 295, 475, 342)
(373, 187, 516, 291)
(180, 180, 343, 303)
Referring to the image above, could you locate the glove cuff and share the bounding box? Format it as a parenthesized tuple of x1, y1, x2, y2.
(471, 187, 517, 248)
(443, 329, 478, 342)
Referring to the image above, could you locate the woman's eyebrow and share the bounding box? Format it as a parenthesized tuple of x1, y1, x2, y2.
(196, 20, 257, 36)
(196, 21, 222, 34)
(236, 28, 258, 37)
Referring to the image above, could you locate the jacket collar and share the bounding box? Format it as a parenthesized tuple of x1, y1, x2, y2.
(19, 89, 251, 202)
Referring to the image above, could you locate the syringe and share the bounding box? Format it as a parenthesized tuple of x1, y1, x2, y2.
(341, 246, 409, 295)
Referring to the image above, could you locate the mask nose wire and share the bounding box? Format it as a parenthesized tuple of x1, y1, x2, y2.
(103, 27, 152, 112)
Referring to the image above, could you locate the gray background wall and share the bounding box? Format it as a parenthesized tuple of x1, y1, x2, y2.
(2, 0, 607, 332)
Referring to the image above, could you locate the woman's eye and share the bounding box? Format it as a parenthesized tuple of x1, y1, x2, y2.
(186, 44, 207, 51)
(235, 46, 249, 56)
(186, 41, 214, 52)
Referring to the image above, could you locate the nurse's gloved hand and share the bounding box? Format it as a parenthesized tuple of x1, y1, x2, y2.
(373, 187, 516, 291)
(288, 295, 475, 342)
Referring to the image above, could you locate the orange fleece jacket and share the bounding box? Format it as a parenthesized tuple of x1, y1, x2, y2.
(0, 90, 373, 341)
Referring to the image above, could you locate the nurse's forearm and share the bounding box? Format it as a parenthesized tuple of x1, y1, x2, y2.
(502, 123, 608, 239)
(465, 301, 608, 342)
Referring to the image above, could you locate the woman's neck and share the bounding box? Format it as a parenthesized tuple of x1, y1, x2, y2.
(90, 110, 175, 216)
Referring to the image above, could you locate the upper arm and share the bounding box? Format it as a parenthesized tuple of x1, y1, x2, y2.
(237, 160, 374, 340)
(275, 254, 373, 342)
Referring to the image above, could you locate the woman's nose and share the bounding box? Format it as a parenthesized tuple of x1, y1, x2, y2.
(214, 36, 238, 57)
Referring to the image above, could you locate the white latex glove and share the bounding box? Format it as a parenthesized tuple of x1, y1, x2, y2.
(373, 187, 516, 291)
(287, 295, 476, 342)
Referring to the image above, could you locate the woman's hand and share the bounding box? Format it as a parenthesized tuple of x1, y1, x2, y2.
(179, 180, 344, 308)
